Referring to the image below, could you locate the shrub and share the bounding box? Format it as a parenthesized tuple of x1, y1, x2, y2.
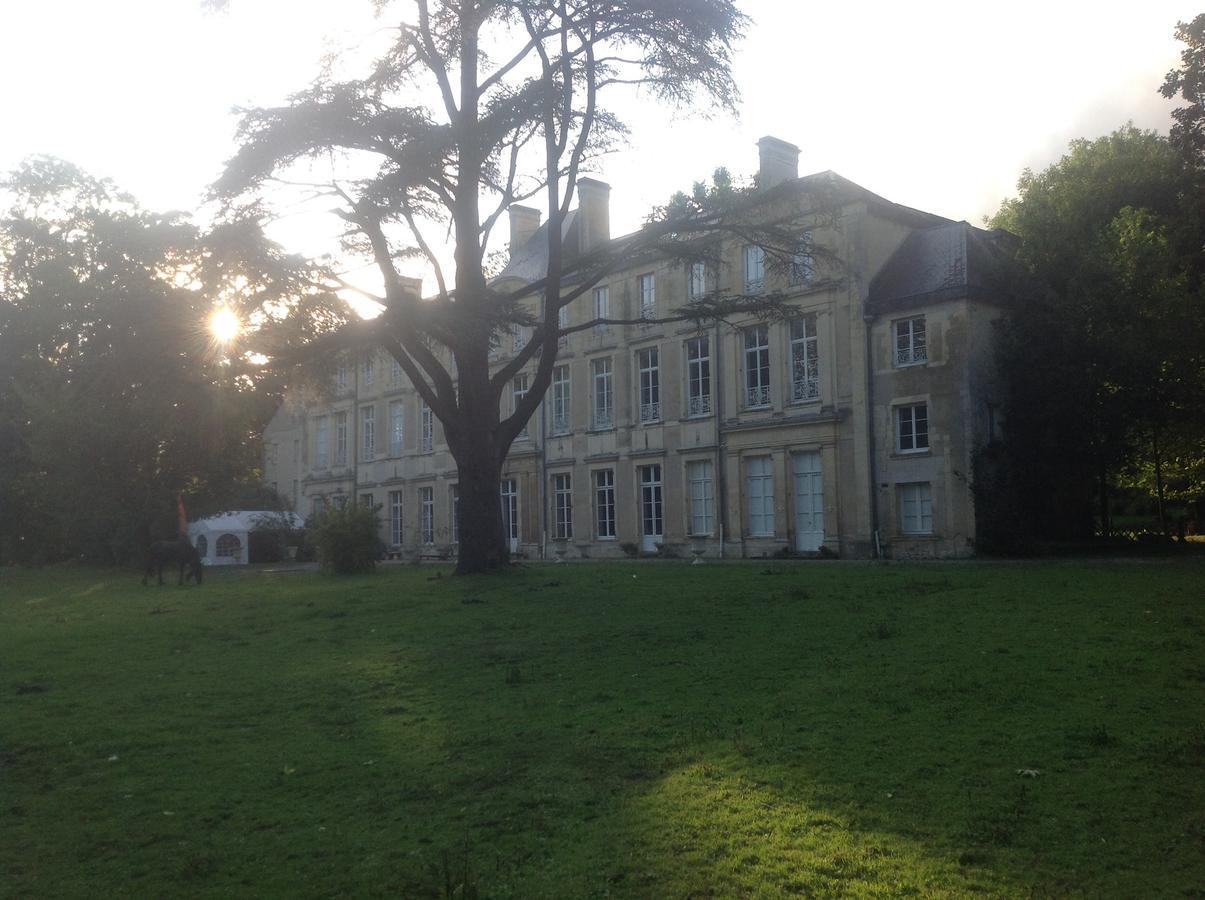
(311, 504, 381, 574)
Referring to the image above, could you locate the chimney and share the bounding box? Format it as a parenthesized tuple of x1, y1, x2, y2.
(757, 136, 800, 188)
(508, 205, 541, 257)
(398, 275, 423, 300)
(576, 177, 611, 252)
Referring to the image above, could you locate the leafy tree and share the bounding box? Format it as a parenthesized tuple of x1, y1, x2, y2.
(0, 159, 337, 564)
(1161, 14, 1205, 168)
(987, 126, 1205, 541)
(211, 0, 819, 574)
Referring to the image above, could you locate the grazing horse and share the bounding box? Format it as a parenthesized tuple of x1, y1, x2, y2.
(142, 537, 203, 586)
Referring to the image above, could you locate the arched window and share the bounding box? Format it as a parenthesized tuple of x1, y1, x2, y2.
(195, 534, 208, 558)
(215, 533, 242, 558)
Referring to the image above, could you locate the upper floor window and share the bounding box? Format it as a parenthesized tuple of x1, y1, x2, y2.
(790, 315, 820, 402)
(362, 358, 375, 387)
(896, 403, 929, 453)
(688, 261, 707, 300)
(512, 374, 530, 439)
(638, 273, 656, 320)
(895, 317, 927, 366)
(557, 305, 569, 349)
(743, 244, 765, 293)
(637, 347, 661, 423)
(314, 415, 330, 468)
(790, 232, 815, 286)
(390, 358, 402, 384)
(512, 323, 529, 355)
(336, 365, 348, 391)
(743, 324, 771, 408)
(550, 365, 571, 435)
(389, 400, 404, 456)
(593, 286, 610, 332)
(360, 405, 375, 461)
(419, 399, 434, 453)
(334, 411, 348, 466)
(591, 357, 613, 429)
(685, 336, 711, 417)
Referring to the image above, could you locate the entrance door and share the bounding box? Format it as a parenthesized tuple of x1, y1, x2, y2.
(500, 478, 520, 553)
(639, 464, 663, 553)
(793, 451, 824, 552)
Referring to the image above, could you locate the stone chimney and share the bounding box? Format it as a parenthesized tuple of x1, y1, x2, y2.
(576, 177, 611, 252)
(398, 276, 424, 300)
(508, 205, 541, 256)
(757, 136, 800, 188)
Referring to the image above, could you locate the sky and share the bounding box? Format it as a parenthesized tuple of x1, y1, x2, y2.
(0, 0, 1195, 276)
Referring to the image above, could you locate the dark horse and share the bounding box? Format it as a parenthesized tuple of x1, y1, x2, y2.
(142, 537, 203, 586)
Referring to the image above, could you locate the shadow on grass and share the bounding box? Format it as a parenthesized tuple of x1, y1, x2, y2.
(3, 561, 1204, 897)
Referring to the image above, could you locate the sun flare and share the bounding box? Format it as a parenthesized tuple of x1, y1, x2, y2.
(209, 307, 241, 343)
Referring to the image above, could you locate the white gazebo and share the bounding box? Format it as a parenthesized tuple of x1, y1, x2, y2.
(188, 511, 304, 566)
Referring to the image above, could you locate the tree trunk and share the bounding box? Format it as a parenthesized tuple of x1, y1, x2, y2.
(449, 421, 510, 575)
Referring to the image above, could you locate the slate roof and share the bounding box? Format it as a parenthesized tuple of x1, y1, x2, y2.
(867, 222, 1019, 314)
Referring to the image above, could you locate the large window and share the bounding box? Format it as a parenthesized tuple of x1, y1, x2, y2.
(360, 405, 375, 461)
(512, 374, 530, 438)
(389, 400, 404, 456)
(551, 365, 571, 435)
(553, 473, 573, 540)
(638, 273, 656, 320)
(591, 357, 613, 429)
(896, 403, 930, 453)
(688, 261, 707, 300)
(500, 479, 519, 547)
(389, 490, 403, 546)
(790, 315, 820, 401)
(336, 365, 348, 391)
(687, 460, 715, 535)
(419, 487, 434, 544)
(314, 415, 330, 468)
(790, 232, 814, 286)
(420, 399, 434, 453)
(557, 305, 569, 349)
(895, 316, 927, 366)
(390, 357, 402, 384)
(637, 347, 660, 423)
(334, 411, 348, 465)
(593, 286, 609, 332)
(512, 323, 529, 354)
(362, 358, 375, 387)
(744, 244, 765, 293)
(746, 456, 774, 536)
(686, 337, 711, 417)
(744, 325, 771, 407)
(899, 482, 933, 534)
(594, 469, 616, 539)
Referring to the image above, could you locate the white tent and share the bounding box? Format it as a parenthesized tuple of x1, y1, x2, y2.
(188, 511, 304, 566)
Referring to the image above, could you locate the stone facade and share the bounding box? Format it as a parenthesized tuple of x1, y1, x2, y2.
(262, 138, 1015, 560)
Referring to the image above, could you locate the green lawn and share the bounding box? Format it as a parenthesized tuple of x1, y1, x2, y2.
(2, 560, 1203, 898)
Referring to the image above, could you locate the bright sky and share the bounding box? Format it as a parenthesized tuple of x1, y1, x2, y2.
(1, 0, 1193, 274)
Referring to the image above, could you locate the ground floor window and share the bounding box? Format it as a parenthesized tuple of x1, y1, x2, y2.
(746, 456, 774, 536)
(594, 469, 616, 538)
(420, 487, 435, 544)
(899, 482, 933, 534)
(687, 460, 715, 536)
(553, 473, 573, 539)
(389, 490, 403, 546)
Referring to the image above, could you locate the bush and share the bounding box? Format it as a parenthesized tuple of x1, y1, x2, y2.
(311, 504, 381, 574)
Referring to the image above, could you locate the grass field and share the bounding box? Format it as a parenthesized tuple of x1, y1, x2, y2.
(2, 560, 1203, 898)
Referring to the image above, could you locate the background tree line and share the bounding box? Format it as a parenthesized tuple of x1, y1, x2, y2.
(0, 159, 342, 564)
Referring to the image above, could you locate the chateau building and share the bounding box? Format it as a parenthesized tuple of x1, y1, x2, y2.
(262, 137, 1016, 559)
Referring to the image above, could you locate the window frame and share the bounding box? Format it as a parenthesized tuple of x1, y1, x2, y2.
(745, 456, 775, 537)
(593, 468, 616, 539)
(419, 399, 434, 453)
(685, 336, 711, 417)
(389, 400, 404, 457)
(687, 459, 715, 536)
(895, 402, 930, 453)
(743, 324, 771, 408)
(894, 316, 928, 367)
(898, 482, 934, 534)
(743, 244, 765, 293)
(551, 364, 571, 435)
(638, 272, 656, 320)
(360, 404, 375, 462)
(790, 314, 820, 402)
(637, 346, 661, 423)
(552, 473, 573, 540)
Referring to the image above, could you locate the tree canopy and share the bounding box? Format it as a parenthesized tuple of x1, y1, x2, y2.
(214, 0, 781, 573)
(0, 159, 335, 564)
